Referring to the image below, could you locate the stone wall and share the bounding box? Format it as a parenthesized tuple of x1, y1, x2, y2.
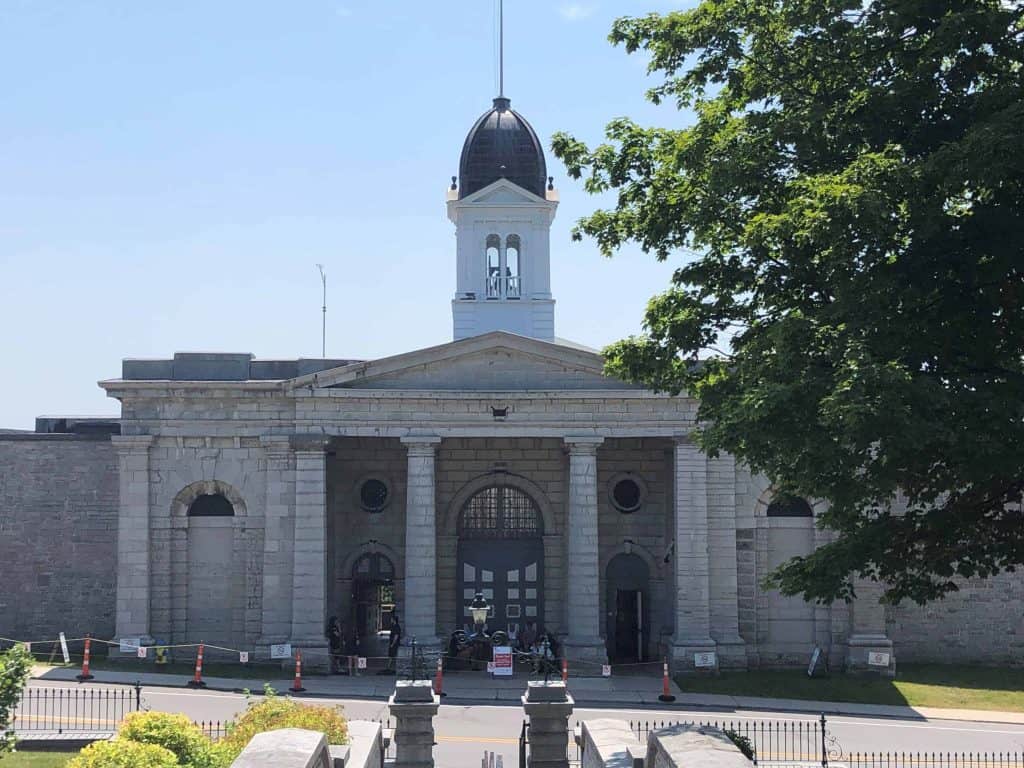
(0, 436, 118, 644)
(887, 573, 1024, 666)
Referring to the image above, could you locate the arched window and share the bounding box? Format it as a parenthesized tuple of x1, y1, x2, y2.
(486, 234, 501, 298)
(505, 235, 521, 298)
(187, 493, 234, 517)
(459, 485, 542, 539)
(766, 494, 813, 517)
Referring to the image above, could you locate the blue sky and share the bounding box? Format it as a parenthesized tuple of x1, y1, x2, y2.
(0, 1, 697, 429)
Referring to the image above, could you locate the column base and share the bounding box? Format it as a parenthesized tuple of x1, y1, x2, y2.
(845, 634, 895, 677)
(712, 636, 748, 670)
(560, 637, 607, 673)
(668, 639, 718, 675)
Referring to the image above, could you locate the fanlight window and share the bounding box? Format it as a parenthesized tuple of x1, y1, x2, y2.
(459, 485, 541, 539)
(766, 494, 813, 517)
(187, 493, 234, 517)
(485, 234, 522, 299)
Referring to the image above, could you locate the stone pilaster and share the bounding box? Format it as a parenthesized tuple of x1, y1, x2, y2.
(562, 437, 607, 666)
(523, 681, 574, 768)
(112, 435, 155, 644)
(669, 436, 717, 673)
(389, 680, 440, 768)
(845, 578, 895, 676)
(259, 436, 294, 651)
(401, 435, 442, 647)
(707, 452, 746, 668)
(289, 437, 330, 666)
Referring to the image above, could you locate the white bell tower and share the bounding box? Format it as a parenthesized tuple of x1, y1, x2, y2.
(448, 168, 558, 342)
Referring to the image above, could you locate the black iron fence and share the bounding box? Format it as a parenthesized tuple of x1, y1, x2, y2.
(628, 716, 827, 764)
(841, 754, 1024, 768)
(9, 684, 142, 734)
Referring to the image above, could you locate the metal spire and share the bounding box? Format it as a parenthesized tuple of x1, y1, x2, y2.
(498, 0, 504, 98)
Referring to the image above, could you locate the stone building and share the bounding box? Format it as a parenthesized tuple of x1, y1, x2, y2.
(2, 91, 1022, 674)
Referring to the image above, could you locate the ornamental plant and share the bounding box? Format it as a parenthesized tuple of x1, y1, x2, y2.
(118, 711, 220, 767)
(0, 644, 32, 755)
(67, 739, 180, 768)
(218, 686, 348, 762)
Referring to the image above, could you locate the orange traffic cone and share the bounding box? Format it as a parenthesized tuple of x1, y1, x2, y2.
(434, 655, 446, 697)
(188, 644, 207, 688)
(76, 635, 94, 682)
(290, 650, 306, 693)
(658, 657, 676, 702)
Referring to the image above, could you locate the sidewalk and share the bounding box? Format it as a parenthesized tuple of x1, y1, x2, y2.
(30, 665, 1024, 726)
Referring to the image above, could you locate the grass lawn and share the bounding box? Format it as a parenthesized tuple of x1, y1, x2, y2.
(676, 664, 1024, 712)
(1, 751, 75, 767)
(36, 658, 314, 682)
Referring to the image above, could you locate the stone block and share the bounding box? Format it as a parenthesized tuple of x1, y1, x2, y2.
(229, 727, 332, 768)
(646, 724, 752, 768)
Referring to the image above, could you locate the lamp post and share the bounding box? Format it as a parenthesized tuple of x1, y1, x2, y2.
(469, 592, 491, 667)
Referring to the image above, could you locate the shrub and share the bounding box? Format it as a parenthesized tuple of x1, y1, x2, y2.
(67, 739, 180, 768)
(218, 687, 347, 762)
(118, 711, 219, 767)
(0, 644, 32, 755)
(724, 729, 755, 760)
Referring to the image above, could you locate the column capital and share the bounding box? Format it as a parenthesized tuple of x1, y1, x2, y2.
(111, 434, 154, 455)
(401, 435, 442, 454)
(289, 435, 331, 454)
(563, 436, 604, 454)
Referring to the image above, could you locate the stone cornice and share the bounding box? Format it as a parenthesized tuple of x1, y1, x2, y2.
(110, 434, 155, 454)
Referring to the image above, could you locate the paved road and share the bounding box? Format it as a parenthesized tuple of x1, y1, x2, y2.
(22, 681, 1024, 768)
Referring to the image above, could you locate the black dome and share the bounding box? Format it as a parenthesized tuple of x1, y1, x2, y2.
(458, 97, 547, 199)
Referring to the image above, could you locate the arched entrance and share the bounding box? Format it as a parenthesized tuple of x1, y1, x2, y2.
(606, 553, 650, 664)
(351, 553, 396, 657)
(457, 484, 544, 641)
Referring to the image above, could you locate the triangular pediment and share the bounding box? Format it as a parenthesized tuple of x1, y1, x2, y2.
(287, 332, 640, 392)
(458, 178, 551, 206)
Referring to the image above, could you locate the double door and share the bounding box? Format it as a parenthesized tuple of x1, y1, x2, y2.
(457, 539, 544, 639)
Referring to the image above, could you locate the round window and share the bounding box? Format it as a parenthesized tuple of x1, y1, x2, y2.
(606, 473, 647, 514)
(359, 479, 389, 513)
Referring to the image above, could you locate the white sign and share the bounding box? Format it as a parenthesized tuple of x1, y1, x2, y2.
(137, 646, 148, 659)
(23, 642, 31, 654)
(357, 657, 367, 669)
(807, 646, 822, 677)
(270, 643, 292, 660)
(491, 646, 514, 677)
(58, 632, 70, 664)
(601, 664, 612, 678)
(694, 652, 717, 669)
(867, 651, 891, 668)
(486, 661, 495, 673)
(119, 638, 141, 654)
(239, 651, 249, 664)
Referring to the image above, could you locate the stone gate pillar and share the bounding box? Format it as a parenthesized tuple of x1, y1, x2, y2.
(562, 436, 607, 666)
(112, 435, 155, 644)
(669, 435, 717, 673)
(401, 435, 442, 648)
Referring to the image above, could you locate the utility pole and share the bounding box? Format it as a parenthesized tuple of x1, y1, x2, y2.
(316, 263, 326, 358)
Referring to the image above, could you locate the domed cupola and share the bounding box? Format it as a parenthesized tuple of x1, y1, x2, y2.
(458, 97, 547, 199)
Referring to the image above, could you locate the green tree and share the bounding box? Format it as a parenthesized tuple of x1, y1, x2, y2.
(553, 1, 1024, 605)
(0, 644, 32, 754)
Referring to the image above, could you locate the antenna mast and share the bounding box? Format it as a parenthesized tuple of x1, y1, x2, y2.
(316, 264, 327, 358)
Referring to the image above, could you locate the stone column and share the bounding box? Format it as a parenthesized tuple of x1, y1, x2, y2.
(401, 435, 442, 648)
(290, 437, 330, 666)
(112, 435, 155, 644)
(389, 680, 440, 768)
(845, 578, 895, 676)
(259, 436, 294, 652)
(562, 437, 607, 666)
(523, 681, 574, 768)
(669, 435, 717, 672)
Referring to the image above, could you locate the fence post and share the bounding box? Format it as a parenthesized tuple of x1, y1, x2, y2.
(821, 713, 828, 768)
(135, 681, 142, 712)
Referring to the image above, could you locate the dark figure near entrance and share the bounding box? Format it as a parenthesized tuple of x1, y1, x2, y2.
(326, 616, 344, 674)
(386, 612, 402, 672)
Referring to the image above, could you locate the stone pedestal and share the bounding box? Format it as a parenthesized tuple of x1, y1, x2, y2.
(845, 578, 895, 677)
(522, 681, 574, 768)
(388, 680, 439, 768)
(846, 634, 896, 677)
